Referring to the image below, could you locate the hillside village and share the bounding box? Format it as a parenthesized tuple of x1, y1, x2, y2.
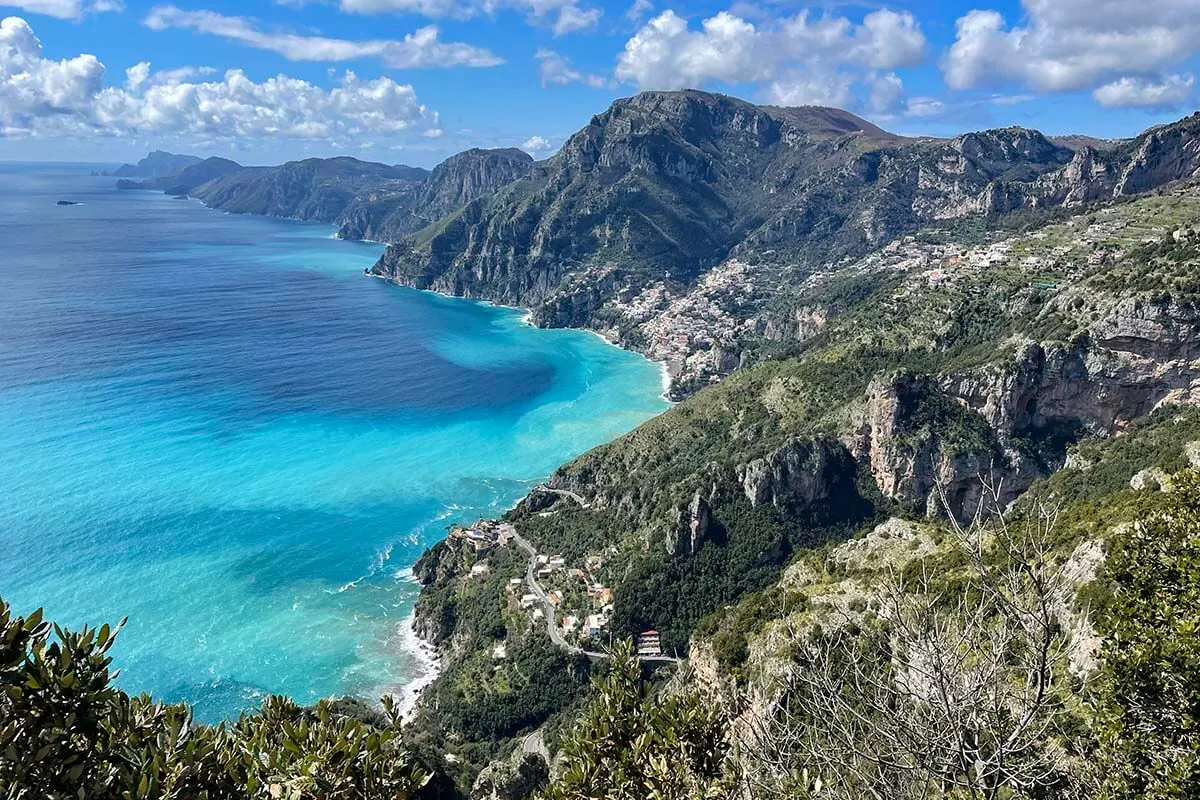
(584, 186, 1200, 397)
(448, 519, 654, 656)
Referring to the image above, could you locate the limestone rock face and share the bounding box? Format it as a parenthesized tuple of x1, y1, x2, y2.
(410, 539, 470, 646)
(1056, 539, 1107, 677)
(736, 439, 835, 511)
(845, 374, 1016, 520)
(667, 489, 713, 556)
(760, 306, 828, 343)
(1031, 114, 1200, 205)
(830, 517, 938, 572)
(945, 300, 1200, 438)
(338, 148, 534, 242)
(846, 297, 1200, 520)
(1130, 468, 1170, 491)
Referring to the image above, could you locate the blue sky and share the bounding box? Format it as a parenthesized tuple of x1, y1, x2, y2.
(2, 0, 1198, 167)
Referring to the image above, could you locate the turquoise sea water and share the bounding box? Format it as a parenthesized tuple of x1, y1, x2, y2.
(0, 164, 668, 721)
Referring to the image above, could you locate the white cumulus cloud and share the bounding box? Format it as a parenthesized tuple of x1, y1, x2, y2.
(943, 0, 1200, 106)
(143, 5, 503, 69)
(867, 72, 905, 115)
(0, 16, 104, 116)
(0, 15, 443, 143)
(614, 7, 929, 117)
(1093, 74, 1195, 109)
(615, 8, 926, 90)
(535, 48, 607, 88)
(520, 134, 556, 155)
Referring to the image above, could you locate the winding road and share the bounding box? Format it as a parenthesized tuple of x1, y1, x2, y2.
(532, 484, 590, 508)
(510, 530, 679, 665)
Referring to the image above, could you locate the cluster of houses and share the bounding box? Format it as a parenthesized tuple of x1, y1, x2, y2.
(449, 519, 516, 551)
(501, 550, 617, 647)
(854, 214, 1162, 293)
(854, 222, 1144, 296)
(613, 259, 760, 388)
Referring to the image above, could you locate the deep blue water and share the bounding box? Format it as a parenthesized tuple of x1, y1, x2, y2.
(0, 164, 668, 721)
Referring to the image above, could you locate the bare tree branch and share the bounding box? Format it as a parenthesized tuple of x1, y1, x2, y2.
(739, 475, 1080, 800)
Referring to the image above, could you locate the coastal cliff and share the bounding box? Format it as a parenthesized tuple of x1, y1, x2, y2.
(119, 148, 537, 251)
(337, 148, 535, 242)
(187, 157, 429, 223)
(396, 165, 1200, 794)
(110, 150, 202, 179)
(116, 156, 242, 195)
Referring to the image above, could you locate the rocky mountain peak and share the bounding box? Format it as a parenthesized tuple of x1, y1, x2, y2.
(950, 126, 1070, 165)
(418, 147, 538, 212)
(555, 89, 786, 176)
(434, 147, 534, 170)
(611, 89, 767, 122)
(572, 90, 891, 164)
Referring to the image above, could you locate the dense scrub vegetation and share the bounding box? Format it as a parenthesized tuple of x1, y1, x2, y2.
(1091, 469, 1200, 797)
(427, 638, 589, 743)
(538, 644, 736, 800)
(0, 599, 433, 799)
(533, 466, 1200, 799)
(609, 487, 877, 654)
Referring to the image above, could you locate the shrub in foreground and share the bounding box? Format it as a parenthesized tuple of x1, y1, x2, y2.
(0, 598, 430, 799)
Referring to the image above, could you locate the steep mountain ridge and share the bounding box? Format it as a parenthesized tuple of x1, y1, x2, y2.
(371, 97, 1200, 401)
(336, 148, 535, 242)
(1031, 112, 1200, 205)
(116, 156, 243, 195)
(372, 91, 907, 303)
(187, 157, 429, 223)
(368, 94, 1081, 292)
